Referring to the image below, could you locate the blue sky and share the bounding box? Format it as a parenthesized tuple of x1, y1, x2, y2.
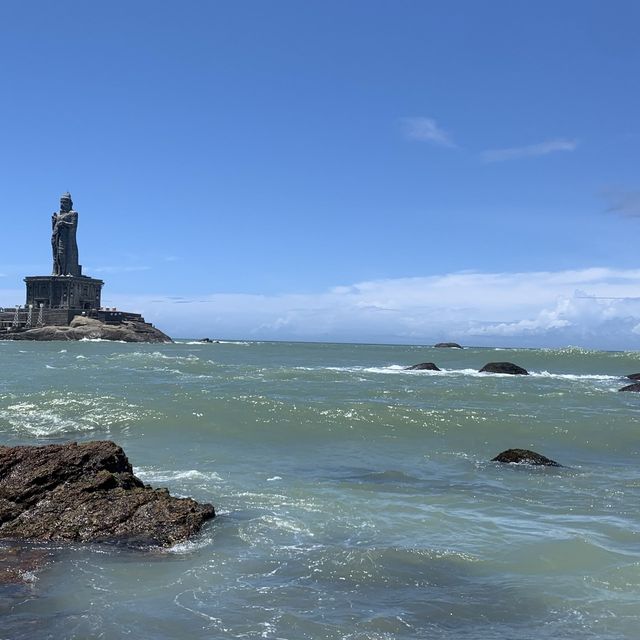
(1, 1, 639, 346)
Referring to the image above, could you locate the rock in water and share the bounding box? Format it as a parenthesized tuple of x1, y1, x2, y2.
(405, 362, 441, 371)
(626, 373, 640, 381)
(0, 545, 53, 585)
(491, 449, 560, 467)
(479, 362, 529, 375)
(434, 342, 463, 349)
(619, 383, 640, 392)
(0, 441, 214, 546)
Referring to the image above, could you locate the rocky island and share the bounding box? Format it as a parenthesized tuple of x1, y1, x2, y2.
(0, 193, 171, 342)
(1, 315, 171, 343)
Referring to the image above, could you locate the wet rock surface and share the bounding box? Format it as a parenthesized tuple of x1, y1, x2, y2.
(479, 362, 529, 375)
(1, 316, 172, 343)
(0, 441, 214, 547)
(492, 449, 560, 467)
(405, 362, 441, 371)
(619, 383, 640, 392)
(433, 342, 462, 349)
(626, 373, 640, 381)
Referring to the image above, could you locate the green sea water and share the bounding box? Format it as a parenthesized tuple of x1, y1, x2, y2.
(1, 339, 639, 639)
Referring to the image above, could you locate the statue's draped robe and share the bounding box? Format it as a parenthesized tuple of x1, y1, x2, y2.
(51, 210, 80, 276)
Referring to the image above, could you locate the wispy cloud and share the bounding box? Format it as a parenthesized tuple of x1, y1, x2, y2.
(400, 117, 456, 148)
(89, 265, 152, 274)
(481, 138, 578, 163)
(106, 268, 640, 349)
(602, 189, 640, 218)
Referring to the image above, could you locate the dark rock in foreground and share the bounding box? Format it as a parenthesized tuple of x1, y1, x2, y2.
(492, 449, 560, 467)
(619, 383, 640, 393)
(0, 441, 214, 547)
(406, 362, 441, 371)
(1, 316, 172, 343)
(434, 342, 462, 349)
(626, 373, 640, 381)
(479, 362, 529, 376)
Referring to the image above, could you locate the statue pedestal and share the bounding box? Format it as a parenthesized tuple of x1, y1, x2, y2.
(24, 275, 104, 311)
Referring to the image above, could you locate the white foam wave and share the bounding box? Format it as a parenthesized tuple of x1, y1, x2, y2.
(0, 393, 152, 436)
(109, 351, 201, 364)
(323, 365, 482, 377)
(0, 403, 96, 436)
(306, 364, 626, 382)
(167, 535, 214, 554)
(134, 467, 224, 484)
(529, 371, 620, 381)
(19, 570, 39, 583)
(177, 339, 253, 346)
(541, 345, 602, 356)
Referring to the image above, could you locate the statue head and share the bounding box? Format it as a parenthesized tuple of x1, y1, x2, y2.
(60, 192, 73, 212)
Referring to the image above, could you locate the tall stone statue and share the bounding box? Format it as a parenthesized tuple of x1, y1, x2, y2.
(51, 192, 80, 276)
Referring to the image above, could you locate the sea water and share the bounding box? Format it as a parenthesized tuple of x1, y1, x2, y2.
(1, 340, 639, 639)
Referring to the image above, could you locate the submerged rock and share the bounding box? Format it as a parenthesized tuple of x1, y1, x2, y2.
(626, 373, 640, 381)
(479, 362, 529, 376)
(0, 545, 53, 586)
(1, 316, 171, 343)
(491, 449, 560, 467)
(619, 383, 640, 392)
(405, 362, 441, 371)
(434, 342, 463, 349)
(0, 441, 214, 547)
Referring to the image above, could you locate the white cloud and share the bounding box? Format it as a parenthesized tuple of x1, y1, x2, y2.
(104, 268, 640, 349)
(4, 270, 639, 349)
(481, 138, 578, 163)
(400, 117, 456, 147)
(89, 265, 152, 274)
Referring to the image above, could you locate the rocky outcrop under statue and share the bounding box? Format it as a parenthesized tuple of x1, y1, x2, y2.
(0, 441, 214, 546)
(1, 316, 172, 343)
